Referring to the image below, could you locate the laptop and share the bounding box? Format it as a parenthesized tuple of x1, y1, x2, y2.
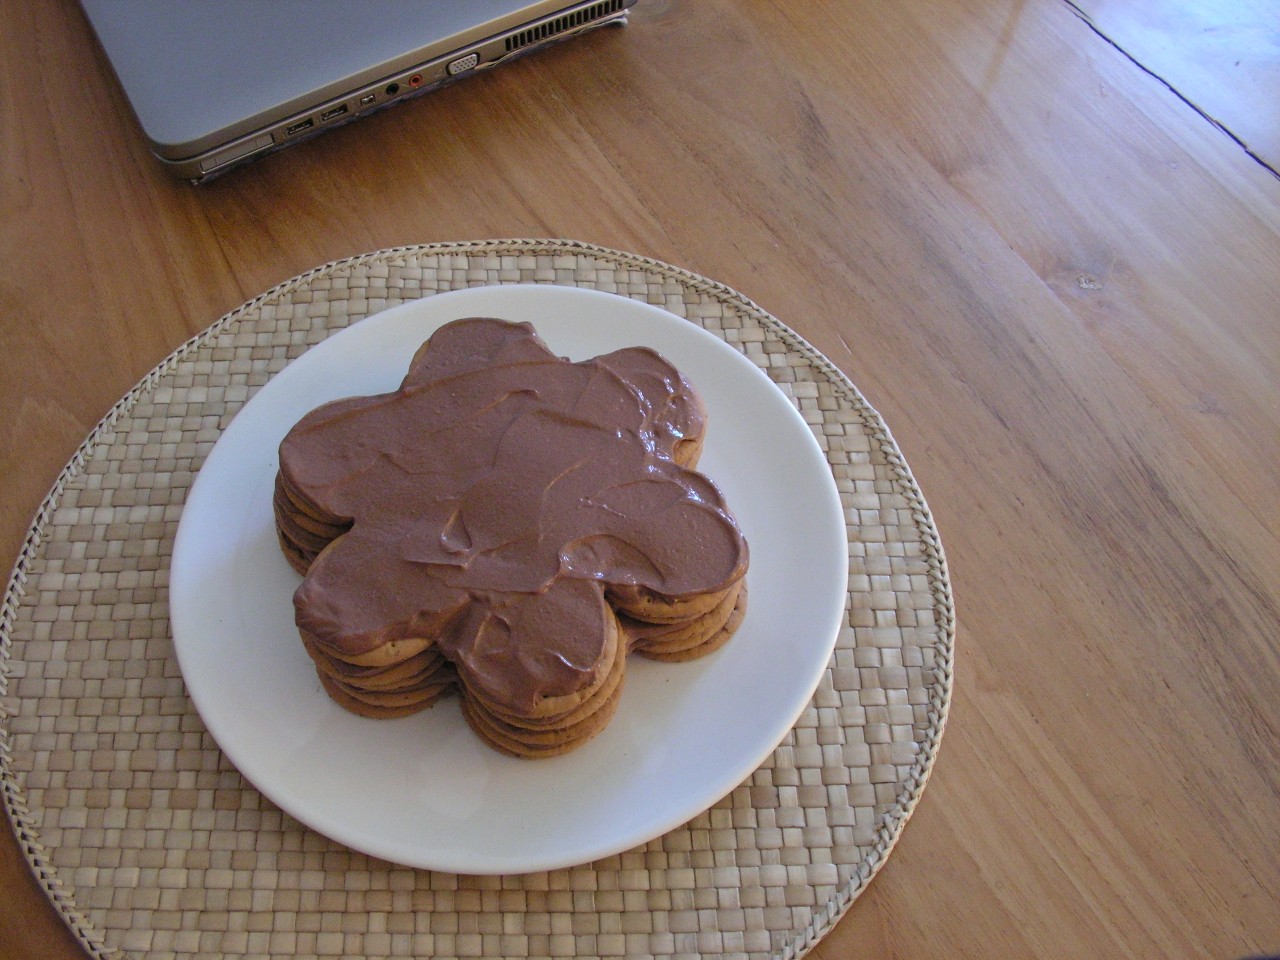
(78, 0, 636, 183)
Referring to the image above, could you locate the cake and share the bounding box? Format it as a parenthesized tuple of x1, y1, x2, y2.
(273, 316, 749, 756)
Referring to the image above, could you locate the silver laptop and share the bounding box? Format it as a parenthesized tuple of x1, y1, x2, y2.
(79, 0, 635, 182)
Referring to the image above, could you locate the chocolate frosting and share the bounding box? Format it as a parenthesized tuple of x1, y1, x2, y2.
(279, 317, 748, 711)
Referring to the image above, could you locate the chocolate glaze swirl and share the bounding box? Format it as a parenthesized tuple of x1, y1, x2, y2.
(278, 317, 748, 711)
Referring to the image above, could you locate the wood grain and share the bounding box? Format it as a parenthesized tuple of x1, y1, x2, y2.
(2, 0, 1278, 957)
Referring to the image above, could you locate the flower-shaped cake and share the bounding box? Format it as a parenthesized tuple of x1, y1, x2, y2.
(273, 317, 749, 756)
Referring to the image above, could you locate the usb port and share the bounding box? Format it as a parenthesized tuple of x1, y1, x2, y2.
(285, 118, 314, 136)
(320, 104, 348, 123)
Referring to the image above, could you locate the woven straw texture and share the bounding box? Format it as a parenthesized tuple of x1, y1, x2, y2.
(1, 241, 953, 960)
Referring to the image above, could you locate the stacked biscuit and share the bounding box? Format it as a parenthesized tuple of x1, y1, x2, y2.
(272, 317, 749, 757)
(275, 475, 458, 717)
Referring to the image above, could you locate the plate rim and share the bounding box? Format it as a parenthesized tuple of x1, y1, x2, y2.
(168, 282, 851, 874)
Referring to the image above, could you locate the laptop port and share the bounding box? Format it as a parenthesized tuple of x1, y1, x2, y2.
(319, 104, 348, 123)
(285, 118, 314, 136)
(447, 53, 480, 75)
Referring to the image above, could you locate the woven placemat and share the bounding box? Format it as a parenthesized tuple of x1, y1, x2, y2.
(1, 240, 953, 960)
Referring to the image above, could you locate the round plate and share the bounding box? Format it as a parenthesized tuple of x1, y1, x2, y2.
(169, 284, 849, 874)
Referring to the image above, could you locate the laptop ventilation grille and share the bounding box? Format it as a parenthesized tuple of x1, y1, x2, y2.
(505, 0, 626, 52)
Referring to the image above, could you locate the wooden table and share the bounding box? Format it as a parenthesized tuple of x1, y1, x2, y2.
(3, 0, 1277, 957)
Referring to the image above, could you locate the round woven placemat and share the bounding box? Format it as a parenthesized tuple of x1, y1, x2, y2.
(1, 240, 953, 960)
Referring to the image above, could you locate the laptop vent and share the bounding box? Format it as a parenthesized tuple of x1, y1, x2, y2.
(504, 0, 626, 53)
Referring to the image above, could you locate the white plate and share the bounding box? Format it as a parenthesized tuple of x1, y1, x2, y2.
(170, 284, 848, 874)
